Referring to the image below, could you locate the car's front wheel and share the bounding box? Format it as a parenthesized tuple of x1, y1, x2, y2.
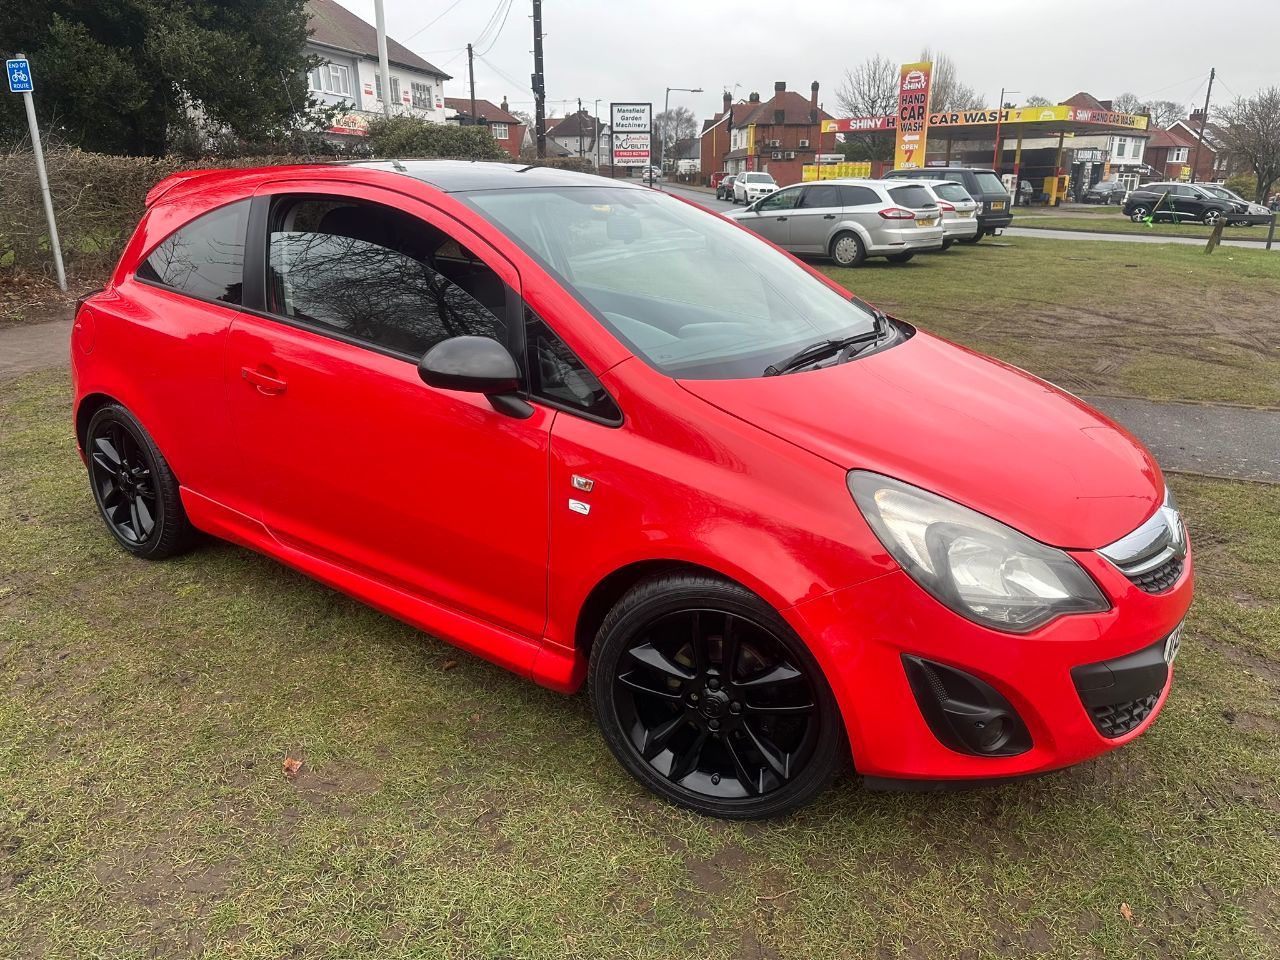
(85, 403, 193, 559)
(588, 572, 845, 819)
(1202, 208, 1224, 227)
(829, 231, 865, 267)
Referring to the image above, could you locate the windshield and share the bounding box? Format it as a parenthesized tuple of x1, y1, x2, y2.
(888, 185, 937, 209)
(970, 172, 1007, 195)
(742, 173, 774, 184)
(932, 182, 972, 203)
(463, 186, 879, 380)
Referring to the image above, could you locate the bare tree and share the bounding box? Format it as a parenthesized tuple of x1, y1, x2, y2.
(918, 48, 981, 112)
(654, 105, 698, 161)
(1023, 95, 1054, 107)
(1112, 92, 1142, 114)
(1216, 87, 1280, 201)
(1146, 99, 1187, 128)
(834, 54, 897, 162)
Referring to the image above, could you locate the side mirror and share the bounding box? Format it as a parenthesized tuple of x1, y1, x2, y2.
(418, 336, 533, 419)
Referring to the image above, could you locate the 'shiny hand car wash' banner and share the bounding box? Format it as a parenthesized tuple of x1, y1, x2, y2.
(894, 61, 933, 170)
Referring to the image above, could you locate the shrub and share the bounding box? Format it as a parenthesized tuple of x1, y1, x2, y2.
(1223, 172, 1259, 200)
(365, 116, 506, 161)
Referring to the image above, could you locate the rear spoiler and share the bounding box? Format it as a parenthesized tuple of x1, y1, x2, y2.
(144, 169, 222, 207)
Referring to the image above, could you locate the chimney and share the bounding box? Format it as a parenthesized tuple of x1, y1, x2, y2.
(774, 80, 786, 95)
(723, 90, 732, 114)
(500, 96, 509, 113)
(749, 91, 760, 103)
(1190, 108, 1206, 124)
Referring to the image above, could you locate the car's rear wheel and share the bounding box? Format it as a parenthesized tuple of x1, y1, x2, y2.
(940, 238, 955, 251)
(85, 403, 193, 560)
(957, 231, 983, 244)
(829, 231, 865, 267)
(886, 252, 915, 264)
(588, 573, 845, 819)
(1129, 206, 1149, 222)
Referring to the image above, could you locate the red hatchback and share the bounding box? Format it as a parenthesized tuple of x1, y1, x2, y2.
(71, 161, 1193, 818)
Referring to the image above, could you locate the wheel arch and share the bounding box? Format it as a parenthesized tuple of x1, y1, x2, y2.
(75, 391, 123, 451)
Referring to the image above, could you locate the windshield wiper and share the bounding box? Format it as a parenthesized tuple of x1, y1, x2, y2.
(762, 306, 890, 377)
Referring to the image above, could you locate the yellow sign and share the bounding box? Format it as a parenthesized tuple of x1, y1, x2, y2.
(894, 61, 933, 170)
(803, 162, 872, 181)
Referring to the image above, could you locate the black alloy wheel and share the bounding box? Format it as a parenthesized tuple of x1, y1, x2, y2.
(85, 404, 192, 559)
(589, 573, 844, 819)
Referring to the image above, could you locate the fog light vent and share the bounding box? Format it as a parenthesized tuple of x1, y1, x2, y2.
(902, 656, 1032, 758)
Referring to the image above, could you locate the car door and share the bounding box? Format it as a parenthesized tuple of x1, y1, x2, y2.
(789, 183, 842, 253)
(1165, 184, 1197, 220)
(744, 186, 802, 246)
(226, 181, 553, 641)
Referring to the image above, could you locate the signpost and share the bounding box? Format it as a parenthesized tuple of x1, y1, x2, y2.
(7, 55, 66, 292)
(893, 61, 933, 170)
(610, 102, 652, 174)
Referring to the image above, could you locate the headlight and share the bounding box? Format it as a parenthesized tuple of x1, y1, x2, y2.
(849, 472, 1109, 633)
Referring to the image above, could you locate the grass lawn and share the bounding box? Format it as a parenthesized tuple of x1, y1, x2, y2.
(1012, 216, 1267, 241)
(817, 235, 1280, 407)
(3, 368, 1280, 958)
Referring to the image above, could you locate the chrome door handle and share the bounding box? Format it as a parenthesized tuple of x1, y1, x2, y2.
(823, 214, 836, 219)
(241, 366, 288, 395)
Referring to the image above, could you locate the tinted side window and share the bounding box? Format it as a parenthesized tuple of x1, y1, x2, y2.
(888, 185, 936, 208)
(524, 308, 620, 423)
(839, 185, 880, 206)
(800, 184, 840, 208)
(266, 197, 506, 358)
(137, 200, 249, 305)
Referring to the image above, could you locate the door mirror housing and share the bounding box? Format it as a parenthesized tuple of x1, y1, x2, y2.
(418, 336, 533, 418)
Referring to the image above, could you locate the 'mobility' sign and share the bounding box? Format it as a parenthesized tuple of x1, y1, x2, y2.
(611, 102, 652, 166)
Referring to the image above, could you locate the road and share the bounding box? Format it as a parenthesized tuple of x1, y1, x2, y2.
(658, 183, 1277, 251)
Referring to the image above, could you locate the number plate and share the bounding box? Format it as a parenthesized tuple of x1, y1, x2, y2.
(959, 210, 973, 218)
(1163, 621, 1184, 666)
(917, 218, 936, 227)
(990, 201, 1006, 211)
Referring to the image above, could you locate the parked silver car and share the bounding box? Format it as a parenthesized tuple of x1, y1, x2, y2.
(890, 178, 979, 249)
(726, 178, 945, 266)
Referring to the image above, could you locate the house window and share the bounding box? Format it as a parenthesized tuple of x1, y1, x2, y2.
(1115, 137, 1128, 158)
(1171, 146, 1189, 163)
(308, 62, 352, 97)
(374, 72, 381, 100)
(491, 123, 509, 140)
(390, 77, 401, 103)
(411, 82, 432, 109)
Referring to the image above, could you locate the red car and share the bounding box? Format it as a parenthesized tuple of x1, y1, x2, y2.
(71, 161, 1192, 818)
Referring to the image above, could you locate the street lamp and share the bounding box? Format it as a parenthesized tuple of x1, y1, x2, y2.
(991, 88, 1020, 169)
(659, 85, 703, 181)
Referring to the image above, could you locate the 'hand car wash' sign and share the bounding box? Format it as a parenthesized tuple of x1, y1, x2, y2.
(893, 61, 933, 170)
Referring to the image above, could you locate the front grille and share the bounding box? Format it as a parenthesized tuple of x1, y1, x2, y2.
(1126, 554, 1184, 594)
(1087, 692, 1160, 738)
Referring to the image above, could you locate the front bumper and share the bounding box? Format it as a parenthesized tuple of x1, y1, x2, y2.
(784, 539, 1193, 781)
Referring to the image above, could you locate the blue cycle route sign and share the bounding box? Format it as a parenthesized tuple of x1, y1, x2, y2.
(7, 58, 34, 93)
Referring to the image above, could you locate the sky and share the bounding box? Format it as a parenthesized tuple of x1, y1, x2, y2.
(334, 0, 1276, 123)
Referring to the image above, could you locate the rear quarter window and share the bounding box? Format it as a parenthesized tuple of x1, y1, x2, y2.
(136, 200, 250, 305)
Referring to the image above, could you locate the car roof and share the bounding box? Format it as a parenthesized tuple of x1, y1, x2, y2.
(348, 159, 644, 193)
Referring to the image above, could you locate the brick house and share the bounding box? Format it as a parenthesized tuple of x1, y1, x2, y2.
(1166, 112, 1236, 182)
(699, 82, 836, 187)
(444, 96, 526, 159)
(547, 110, 610, 166)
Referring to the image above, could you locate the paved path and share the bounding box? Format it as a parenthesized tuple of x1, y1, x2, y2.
(2, 308, 1276, 484)
(1004, 225, 1277, 251)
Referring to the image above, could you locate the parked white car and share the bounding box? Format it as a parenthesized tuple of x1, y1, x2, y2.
(889, 178, 980, 249)
(733, 171, 777, 205)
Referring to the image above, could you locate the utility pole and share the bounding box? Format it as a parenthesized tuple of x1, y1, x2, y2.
(467, 43, 477, 126)
(531, 0, 546, 158)
(374, 0, 392, 119)
(1190, 67, 1215, 184)
(578, 97, 583, 157)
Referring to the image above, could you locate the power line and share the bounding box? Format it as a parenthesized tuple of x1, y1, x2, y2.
(1135, 70, 1212, 102)
(475, 0, 516, 56)
(403, 0, 470, 43)
(475, 51, 530, 94)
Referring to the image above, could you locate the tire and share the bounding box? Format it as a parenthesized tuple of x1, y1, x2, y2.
(85, 403, 194, 560)
(957, 231, 983, 244)
(1129, 206, 1149, 223)
(886, 252, 914, 264)
(587, 572, 846, 819)
(1202, 208, 1224, 227)
(829, 231, 865, 268)
(940, 238, 955, 251)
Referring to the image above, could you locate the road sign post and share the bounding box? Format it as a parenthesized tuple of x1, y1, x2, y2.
(8, 55, 66, 292)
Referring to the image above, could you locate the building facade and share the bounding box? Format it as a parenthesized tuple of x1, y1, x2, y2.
(546, 111, 610, 166)
(699, 82, 836, 186)
(305, 0, 450, 137)
(444, 97, 527, 159)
